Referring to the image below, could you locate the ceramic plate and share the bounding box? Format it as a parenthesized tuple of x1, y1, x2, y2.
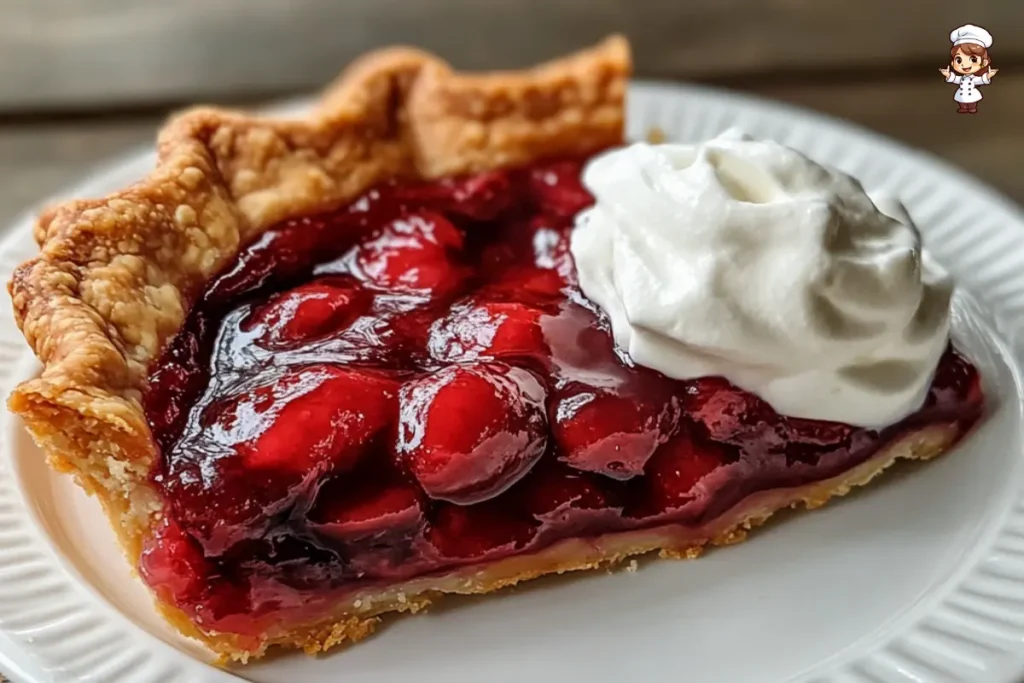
(2, 82, 1024, 683)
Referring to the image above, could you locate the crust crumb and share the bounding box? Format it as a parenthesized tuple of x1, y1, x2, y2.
(660, 545, 705, 560)
(646, 126, 667, 143)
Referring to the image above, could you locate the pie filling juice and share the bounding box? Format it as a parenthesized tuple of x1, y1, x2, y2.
(138, 157, 983, 636)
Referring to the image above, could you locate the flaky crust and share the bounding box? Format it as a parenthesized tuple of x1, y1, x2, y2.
(7, 37, 630, 548)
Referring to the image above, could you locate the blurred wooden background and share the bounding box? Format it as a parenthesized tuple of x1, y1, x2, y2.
(0, 0, 1022, 237)
(3, 0, 1024, 109)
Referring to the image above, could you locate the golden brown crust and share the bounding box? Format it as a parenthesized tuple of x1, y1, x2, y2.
(7, 36, 630, 544)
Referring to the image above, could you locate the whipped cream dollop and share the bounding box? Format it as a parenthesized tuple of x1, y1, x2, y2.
(570, 130, 953, 427)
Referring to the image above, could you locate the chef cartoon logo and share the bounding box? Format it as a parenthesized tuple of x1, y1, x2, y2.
(940, 24, 998, 114)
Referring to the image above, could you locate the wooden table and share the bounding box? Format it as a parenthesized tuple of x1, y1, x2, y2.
(2, 70, 1021, 236)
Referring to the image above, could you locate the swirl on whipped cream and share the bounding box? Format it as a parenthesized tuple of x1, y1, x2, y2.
(570, 130, 953, 428)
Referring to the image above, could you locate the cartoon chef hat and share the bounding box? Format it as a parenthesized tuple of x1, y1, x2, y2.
(950, 24, 993, 49)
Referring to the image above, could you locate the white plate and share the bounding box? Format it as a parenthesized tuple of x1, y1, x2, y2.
(2, 82, 1024, 683)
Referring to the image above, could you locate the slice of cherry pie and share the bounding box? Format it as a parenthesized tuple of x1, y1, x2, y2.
(8, 36, 983, 662)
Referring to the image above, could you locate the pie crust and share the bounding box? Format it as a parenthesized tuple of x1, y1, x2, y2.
(5, 36, 978, 662)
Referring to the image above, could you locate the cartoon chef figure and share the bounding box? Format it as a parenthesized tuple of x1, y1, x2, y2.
(941, 24, 998, 114)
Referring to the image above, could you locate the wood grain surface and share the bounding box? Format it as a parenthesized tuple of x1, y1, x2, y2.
(1, 71, 1020, 235)
(2, 0, 1023, 111)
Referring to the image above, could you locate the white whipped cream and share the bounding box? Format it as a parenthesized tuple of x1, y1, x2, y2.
(571, 130, 953, 427)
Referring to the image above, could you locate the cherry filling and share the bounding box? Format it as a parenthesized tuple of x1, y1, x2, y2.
(140, 158, 984, 636)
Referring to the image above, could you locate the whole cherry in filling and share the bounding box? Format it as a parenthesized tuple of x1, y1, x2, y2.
(349, 211, 468, 296)
(397, 361, 548, 504)
(141, 157, 984, 633)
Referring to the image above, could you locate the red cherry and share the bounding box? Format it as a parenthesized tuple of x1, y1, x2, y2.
(525, 160, 593, 217)
(391, 171, 515, 221)
(397, 362, 548, 504)
(683, 377, 778, 442)
(489, 266, 569, 301)
(146, 361, 198, 445)
(311, 477, 425, 541)
(550, 371, 681, 480)
(160, 458, 280, 555)
(205, 221, 334, 303)
(139, 514, 257, 629)
(427, 500, 538, 559)
(323, 293, 438, 368)
(481, 214, 573, 269)
(478, 216, 575, 304)
(447, 172, 516, 220)
(139, 516, 211, 605)
(427, 301, 549, 364)
(353, 211, 467, 296)
(926, 345, 983, 408)
(518, 459, 619, 519)
(636, 430, 730, 516)
(162, 366, 400, 553)
(245, 277, 371, 346)
(216, 365, 398, 474)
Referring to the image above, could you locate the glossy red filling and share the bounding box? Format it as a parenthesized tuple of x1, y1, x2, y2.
(139, 157, 984, 636)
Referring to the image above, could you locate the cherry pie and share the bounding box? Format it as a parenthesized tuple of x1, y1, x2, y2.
(8, 37, 983, 662)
